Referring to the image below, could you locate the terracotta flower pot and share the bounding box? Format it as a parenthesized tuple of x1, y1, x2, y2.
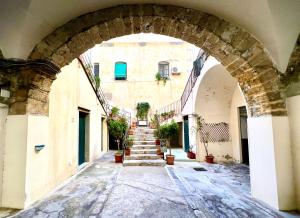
(155, 139, 160, 145)
(187, 151, 196, 159)
(159, 152, 164, 159)
(125, 148, 131, 156)
(128, 129, 134, 135)
(115, 153, 123, 163)
(205, 155, 214, 163)
(166, 155, 175, 165)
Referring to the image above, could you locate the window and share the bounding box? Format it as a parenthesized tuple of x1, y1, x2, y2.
(114, 62, 127, 80)
(158, 61, 169, 77)
(93, 63, 99, 77)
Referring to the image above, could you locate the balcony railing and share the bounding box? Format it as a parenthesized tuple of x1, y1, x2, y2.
(180, 50, 208, 111)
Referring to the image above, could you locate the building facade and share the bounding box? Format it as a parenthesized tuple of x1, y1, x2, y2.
(90, 35, 199, 117)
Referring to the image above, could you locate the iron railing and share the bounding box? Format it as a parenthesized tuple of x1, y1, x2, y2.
(180, 50, 208, 111)
(156, 99, 181, 117)
(78, 52, 110, 114)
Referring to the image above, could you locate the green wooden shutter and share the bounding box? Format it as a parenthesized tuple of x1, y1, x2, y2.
(115, 62, 127, 80)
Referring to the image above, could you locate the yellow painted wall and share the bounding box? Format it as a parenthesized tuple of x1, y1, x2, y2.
(1, 59, 108, 208)
(91, 41, 199, 115)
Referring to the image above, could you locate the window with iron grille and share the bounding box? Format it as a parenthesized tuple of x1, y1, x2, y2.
(114, 62, 127, 80)
(158, 61, 169, 78)
(93, 63, 99, 77)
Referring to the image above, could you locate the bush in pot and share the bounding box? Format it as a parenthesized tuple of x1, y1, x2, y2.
(136, 102, 150, 125)
(125, 136, 133, 156)
(159, 121, 179, 165)
(194, 115, 214, 163)
(107, 116, 128, 163)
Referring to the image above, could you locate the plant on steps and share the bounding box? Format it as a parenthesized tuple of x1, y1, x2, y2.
(107, 115, 128, 163)
(158, 120, 179, 165)
(125, 136, 133, 156)
(136, 102, 150, 125)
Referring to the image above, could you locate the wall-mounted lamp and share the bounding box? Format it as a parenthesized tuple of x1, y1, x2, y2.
(35, 144, 45, 152)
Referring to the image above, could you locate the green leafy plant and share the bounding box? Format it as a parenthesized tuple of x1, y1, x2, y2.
(193, 115, 210, 157)
(136, 102, 150, 120)
(107, 116, 128, 153)
(110, 106, 120, 117)
(155, 72, 161, 84)
(125, 136, 134, 148)
(94, 75, 100, 90)
(157, 121, 179, 156)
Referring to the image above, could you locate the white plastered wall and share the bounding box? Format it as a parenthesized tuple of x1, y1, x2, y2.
(229, 85, 247, 163)
(287, 95, 300, 210)
(193, 60, 240, 162)
(0, 103, 8, 206)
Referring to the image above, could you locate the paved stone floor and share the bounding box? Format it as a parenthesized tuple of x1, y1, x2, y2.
(9, 152, 300, 218)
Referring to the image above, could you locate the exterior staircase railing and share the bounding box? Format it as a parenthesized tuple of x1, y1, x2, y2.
(156, 99, 181, 121)
(78, 52, 110, 114)
(180, 50, 208, 111)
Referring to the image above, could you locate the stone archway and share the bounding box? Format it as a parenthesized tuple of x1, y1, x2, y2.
(28, 4, 286, 117)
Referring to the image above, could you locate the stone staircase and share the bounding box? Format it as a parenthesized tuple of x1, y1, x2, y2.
(123, 127, 166, 166)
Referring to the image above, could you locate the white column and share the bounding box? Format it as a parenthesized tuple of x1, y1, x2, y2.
(248, 115, 296, 210)
(2, 115, 49, 209)
(188, 114, 197, 152)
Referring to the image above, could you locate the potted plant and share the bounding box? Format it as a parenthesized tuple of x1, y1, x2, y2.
(194, 115, 214, 163)
(151, 114, 161, 145)
(187, 144, 196, 159)
(110, 106, 119, 118)
(107, 116, 128, 163)
(159, 121, 179, 165)
(136, 102, 150, 126)
(125, 137, 133, 156)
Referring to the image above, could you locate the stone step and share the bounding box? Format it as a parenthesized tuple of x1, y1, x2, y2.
(131, 149, 157, 154)
(133, 135, 155, 138)
(133, 141, 155, 145)
(123, 159, 166, 166)
(124, 154, 161, 160)
(132, 145, 157, 149)
(133, 138, 156, 141)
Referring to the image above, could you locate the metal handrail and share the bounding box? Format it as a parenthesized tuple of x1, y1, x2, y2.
(180, 50, 208, 111)
(156, 99, 181, 117)
(78, 52, 110, 115)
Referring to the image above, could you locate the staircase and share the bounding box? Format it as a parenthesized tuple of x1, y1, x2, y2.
(123, 127, 166, 166)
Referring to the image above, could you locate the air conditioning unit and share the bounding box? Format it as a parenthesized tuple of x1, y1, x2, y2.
(171, 67, 180, 75)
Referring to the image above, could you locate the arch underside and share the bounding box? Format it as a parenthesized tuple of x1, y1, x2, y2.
(29, 4, 286, 117)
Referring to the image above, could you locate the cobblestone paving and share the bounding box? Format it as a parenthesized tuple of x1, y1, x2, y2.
(166, 162, 297, 218)
(11, 153, 298, 218)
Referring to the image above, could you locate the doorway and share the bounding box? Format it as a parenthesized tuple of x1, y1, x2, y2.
(239, 106, 249, 165)
(78, 110, 89, 166)
(183, 116, 190, 152)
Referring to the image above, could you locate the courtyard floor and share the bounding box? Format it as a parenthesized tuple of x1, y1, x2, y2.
(9, 152, 299, 218)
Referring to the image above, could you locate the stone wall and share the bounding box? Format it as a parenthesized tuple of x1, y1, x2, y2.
(28, 4, 287, 117)
(0, 59, 59, 115)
